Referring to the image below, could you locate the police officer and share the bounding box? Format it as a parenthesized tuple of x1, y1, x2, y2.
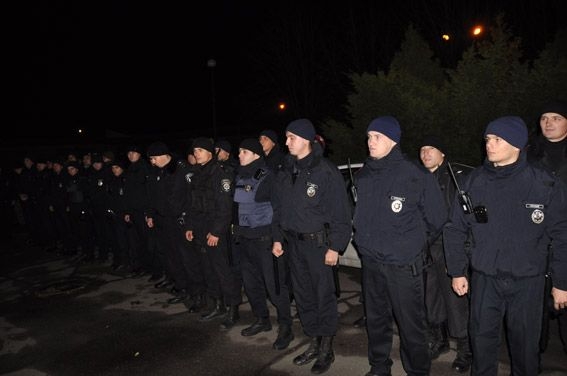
(185, 137, 242, 330)
(272, 119, 351, 374)
(259, 129, 285, 172)
(234, 138, 293, 349)
(353, 116, 446, 376)
(145, 142, 193, 303)
(419, 135, 472, 372)
(444, 116, 567, 375)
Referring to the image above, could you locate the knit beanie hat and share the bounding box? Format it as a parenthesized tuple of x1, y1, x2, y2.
(239, 138, 264, 157)
(484, 116, 528, 149)
(146, 141, 170, 157)
(192, 137, 214, 154)
(215, 139, 232, 154)
(540, 99, 567, 118)
(286, 119, 316, 141)
(367, 116, 401, 143)
(420, 135, 446, 154)
(259, 129, 278, 144)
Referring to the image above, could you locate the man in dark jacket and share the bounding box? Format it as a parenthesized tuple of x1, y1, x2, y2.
(353, 116, 446, 376)
(259, 129, 285, 172)
(234, 138, 293, 350)
(444, 116, 567, 375)
(419, 135, 472, 373)
(272, 119, 351, 374)
(527, 100, 567, 364)
(185, 137, 242, 330)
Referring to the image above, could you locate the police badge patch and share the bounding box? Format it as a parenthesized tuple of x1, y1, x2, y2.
(531, 209, 544, 224)
(306, 182, 318, 197)
(221, 179, 231, 192)
(185, 172, 193, 183)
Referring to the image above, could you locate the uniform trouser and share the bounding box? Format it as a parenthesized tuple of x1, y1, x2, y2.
(127, 210, 150, 272)
(199, 234, 242, 306)
(240, 236, 292, 326)
(470, 272, 544, 376)
(51, 206, 72, 250)
(179, 239, 206, 296)
(67, 205, 93, 255)
(425, 242, 469, 338)
(363, 258, 430, 376)
(286, 236, 337, 337)
(158, 218, 189, 290)
(146, 228, 163, 276)
(92, 210, 113, 259)
(20, 200, 39, 242)
(108, 217, 128, 266)
(37, 201, 55, 246)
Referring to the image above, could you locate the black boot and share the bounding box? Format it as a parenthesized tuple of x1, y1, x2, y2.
(184, 294, 207, 313)
(241, 317, 272, 336)
(199, 298, 226, 322)
(428, 322, 450, 359)
(452, 336, 472, 373)
(311, 336, 335, 374)
(167, 289, 188, 304)
(353, 316, 366, 328)
(293, 336, 321, 366)
(273, 324, 294, 350)
(220, 305, 240, 330)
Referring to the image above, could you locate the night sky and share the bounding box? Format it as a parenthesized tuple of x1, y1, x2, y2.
(21, 0, 567, 142)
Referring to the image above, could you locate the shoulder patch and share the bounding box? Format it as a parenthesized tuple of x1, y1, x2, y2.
(221, 179, 232, 192)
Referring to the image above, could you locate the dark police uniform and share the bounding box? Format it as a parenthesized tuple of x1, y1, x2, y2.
(273, 143, 351, 339)
(353, 146, 446, 376)
(444, 153, 567, 375)
(234, 157, 292, 343)
(187, 157, 242, 320)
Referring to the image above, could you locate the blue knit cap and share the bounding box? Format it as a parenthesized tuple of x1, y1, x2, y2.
(367, 116, 401, 143)
(286, 119, 316, 141)
(484, 116, 528, 149)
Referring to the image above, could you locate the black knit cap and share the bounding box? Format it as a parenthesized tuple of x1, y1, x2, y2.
(111, 158, 128, 170)
(128, 145, 142, 153)
(215, 139, 232, 154)
(540, 99, 567, 118)
(239, 138, 264, 157)
(192, 137, 214, 154)
(420, 135, 446, 154)
(147, 141, 170, 157)
(286, 118, 316, 141)
(484, 116, 528, 149)
(259, 129, 278, 144)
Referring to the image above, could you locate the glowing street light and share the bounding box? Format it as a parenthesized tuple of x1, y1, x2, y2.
(278, 102, 286, 111)
(472, 25, 483, 37)
(442, 34, 450, 41)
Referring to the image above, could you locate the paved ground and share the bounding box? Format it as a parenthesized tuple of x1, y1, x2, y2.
(1, 233, 566, 376)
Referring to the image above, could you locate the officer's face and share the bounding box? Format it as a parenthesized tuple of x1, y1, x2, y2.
(485, 134, 520, 167)
(367, 131, 395, 159)
(285, 132, 311, 159)
(111, 165, 123, 176)
(540, 112, 567, 142)
(67, 166, 78, 176)
(148, 154, 170, 168)
(259, 135, 275, 154)
(420, 146, 445, 172)
(238, 149, 259, 166)
(127, 151, 141, 162)
(194, 148, 213, 165)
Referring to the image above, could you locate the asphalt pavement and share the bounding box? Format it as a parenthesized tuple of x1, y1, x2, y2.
(1, 232, 566, 376)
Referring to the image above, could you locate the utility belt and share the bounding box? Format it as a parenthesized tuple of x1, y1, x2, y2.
(283, 229, 327, 245)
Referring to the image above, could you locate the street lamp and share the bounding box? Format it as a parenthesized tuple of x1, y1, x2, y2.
(207, 58, 217, 138)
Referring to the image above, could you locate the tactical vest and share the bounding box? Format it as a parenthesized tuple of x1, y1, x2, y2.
(234, 169, 272, 228)
(190, 165, 216, 214)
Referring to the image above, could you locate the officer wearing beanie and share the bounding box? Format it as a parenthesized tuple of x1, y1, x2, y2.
(106, 158, 129, 270)
(233, 138, 294, 349)
(419, 135, 473, 372)
(444, 116, 567, 375)
(259, 129, 285, 171)
(123, 144, 153, 278)
(271, 118, 351, 374)
(185, 137, 242, 330)
(145, 141, 196, 305)
(353, 116, 446, 376)
(527, 100, 567, 363)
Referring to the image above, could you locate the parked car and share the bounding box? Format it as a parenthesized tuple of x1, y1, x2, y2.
(337, 161, 363, 268)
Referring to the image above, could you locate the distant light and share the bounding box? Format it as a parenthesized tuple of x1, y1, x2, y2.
(278, 102, 286, 111)
(472, 25, 483, 36)
(78, 129, 83, 134)
(442, 34, 450, 41)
